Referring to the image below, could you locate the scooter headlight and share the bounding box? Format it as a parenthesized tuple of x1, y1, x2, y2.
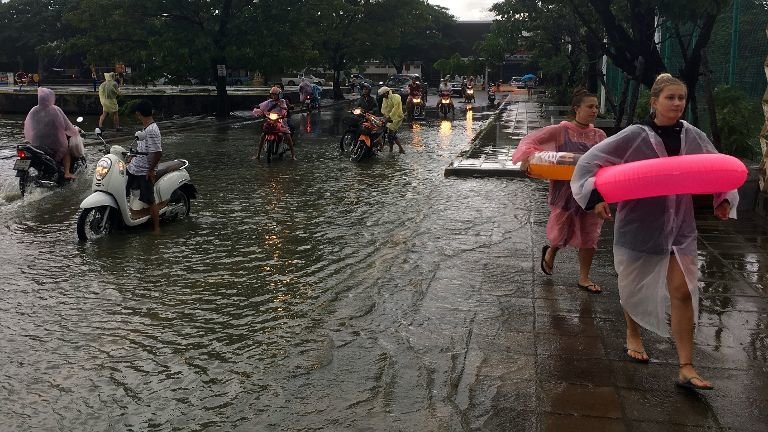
(95, 158, 112, 181)
(467, 89, 474, 94)
(412, 97, 421, 103)
(352, 107, 362, 115)
(267, 112, 280, 121)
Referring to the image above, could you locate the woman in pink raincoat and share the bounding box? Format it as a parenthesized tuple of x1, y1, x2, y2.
(511, 89, 607, 293)
(23, 87, 80, 179)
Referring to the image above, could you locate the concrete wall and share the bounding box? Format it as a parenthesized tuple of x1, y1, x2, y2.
(0, 89, 335, 116)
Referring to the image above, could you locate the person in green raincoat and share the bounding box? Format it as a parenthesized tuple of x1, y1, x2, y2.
(377, 86, 406, 154)
(98, 72, 121, 131)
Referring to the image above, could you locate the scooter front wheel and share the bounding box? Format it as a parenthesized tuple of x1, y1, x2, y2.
(340, 131, 356, 153)
(77, 205, 114, 241)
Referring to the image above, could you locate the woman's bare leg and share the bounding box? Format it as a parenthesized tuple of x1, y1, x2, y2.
(578, 247, 601, 292)
(624, 310, 649, 361)
(668, 257, 712, 387)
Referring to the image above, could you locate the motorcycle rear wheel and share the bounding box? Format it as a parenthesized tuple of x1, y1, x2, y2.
(77, 205, 114, 242)
(17, 172, 30, 197)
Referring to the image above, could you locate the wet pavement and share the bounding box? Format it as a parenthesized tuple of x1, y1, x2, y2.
(0, 96, 766, 431)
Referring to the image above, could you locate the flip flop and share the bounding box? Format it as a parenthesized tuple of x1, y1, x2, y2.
(540, 245, 553, 275)
(578, 283, 602, 294)
(676, 376, 714, 391)
(622, 347, 650, 363)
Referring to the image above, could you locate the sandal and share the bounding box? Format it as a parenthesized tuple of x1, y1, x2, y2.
(622, 347, 650, 363)
(540, 245, 553, 275)
(578, 282, 602, 294)
(676, 363, 714, 391)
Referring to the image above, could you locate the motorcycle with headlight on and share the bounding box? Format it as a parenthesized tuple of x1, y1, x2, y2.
(76, 128, 197, 241)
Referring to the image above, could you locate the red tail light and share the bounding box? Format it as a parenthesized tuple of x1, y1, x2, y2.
(16, 149, 28, 159)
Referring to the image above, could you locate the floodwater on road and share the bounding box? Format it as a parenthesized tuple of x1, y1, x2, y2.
(0, 103, 550, 430)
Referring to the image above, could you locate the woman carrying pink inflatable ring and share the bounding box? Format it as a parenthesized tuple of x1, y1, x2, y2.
(571, 73, 738, 391)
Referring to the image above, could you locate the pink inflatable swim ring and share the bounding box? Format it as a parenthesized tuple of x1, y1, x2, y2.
(594, 154, 747, 203)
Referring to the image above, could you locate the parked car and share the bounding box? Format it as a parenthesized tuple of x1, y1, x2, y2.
(348, 73, 373, 88)
(449, 80, 463, 97)
(281, 72, 326, 87)
(509, 76, 525, 88)
(381, 74, 428, 101)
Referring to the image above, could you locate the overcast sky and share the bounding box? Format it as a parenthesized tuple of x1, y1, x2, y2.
(430, 0, 497, 21)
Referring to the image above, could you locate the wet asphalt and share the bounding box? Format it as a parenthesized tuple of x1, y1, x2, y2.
(0, 90, 766, 431)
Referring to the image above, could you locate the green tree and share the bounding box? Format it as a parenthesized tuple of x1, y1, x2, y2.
(0, 0, 79, 73)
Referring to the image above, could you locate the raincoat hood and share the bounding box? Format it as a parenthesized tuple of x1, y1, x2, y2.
(23, 88, 78, 162)
(104, 72, 115, 81)
(37, 87, 56, 107)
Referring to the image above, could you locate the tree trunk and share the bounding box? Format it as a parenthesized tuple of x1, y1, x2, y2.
(614, 75, 631, 128)
(701, 51, 721, 151)
(333, 69, 344, 100)
(625, 56, 645, 125)
(585, 35, 602, 93)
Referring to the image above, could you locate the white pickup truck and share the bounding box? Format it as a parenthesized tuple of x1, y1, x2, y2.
(281, 73, 326, 87)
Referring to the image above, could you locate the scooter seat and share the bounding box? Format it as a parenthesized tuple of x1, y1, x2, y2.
(156, 160, 185, 178)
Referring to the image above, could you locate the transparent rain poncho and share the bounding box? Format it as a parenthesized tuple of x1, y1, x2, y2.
(98, 72, 119, 112)
(23, 87, 79, 162)
(511, 121, 607, 248)
(571, 121, 739, 336)
(298, 79, 312, 99)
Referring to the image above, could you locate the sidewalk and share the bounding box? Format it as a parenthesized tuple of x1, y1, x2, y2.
(442, 95, 768, 430)
(444, 94, 544, 177)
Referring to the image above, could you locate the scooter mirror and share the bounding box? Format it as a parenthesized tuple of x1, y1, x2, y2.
(76, 116, 84, 123)
(94, 127, 102, 136)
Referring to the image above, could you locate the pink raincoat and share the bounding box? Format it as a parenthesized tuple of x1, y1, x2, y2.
(253, 98, 290, 134)
(511, 121, 607, 248)
(23, 88, 79, 162)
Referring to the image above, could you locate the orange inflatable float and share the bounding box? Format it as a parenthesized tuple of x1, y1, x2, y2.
(526, 151, 581, 181)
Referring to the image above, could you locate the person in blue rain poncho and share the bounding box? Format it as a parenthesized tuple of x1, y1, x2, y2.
(571, 74, 738, 391)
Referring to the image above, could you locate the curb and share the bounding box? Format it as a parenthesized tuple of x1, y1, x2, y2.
(83, 98, 354, 148)
(444, 94, 526, 178)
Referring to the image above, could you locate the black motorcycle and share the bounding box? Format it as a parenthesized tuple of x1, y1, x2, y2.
(14, 138, 87, 197)
(488, 89, 496, 106)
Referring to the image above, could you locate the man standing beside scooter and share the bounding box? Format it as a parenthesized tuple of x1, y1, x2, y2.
(127, 100, 162, 234)
(377, 86, 406, 154)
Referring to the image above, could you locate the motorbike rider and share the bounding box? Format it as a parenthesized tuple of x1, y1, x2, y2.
(126, 99, 162, 234)
(464, 76, 475, 100)
(406, 76, 424, 114)
(436, 77, 452, 108)
(377, 86, 406, 154)
(355, 83, 378, 113)
(311, 82, 322, 107)
(253, 86, 296, 160)
(298, 78, 313, 107)
(23, 87, 81, 180)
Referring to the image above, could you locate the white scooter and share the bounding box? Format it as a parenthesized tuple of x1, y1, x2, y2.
(76, 128, 197, 241)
